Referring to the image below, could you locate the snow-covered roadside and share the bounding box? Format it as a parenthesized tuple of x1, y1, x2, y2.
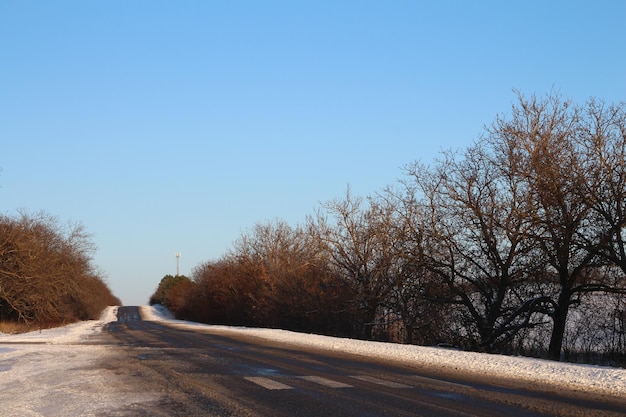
(142, 305, 626, 398)
(0, 306, 118, 344)
(0, 307, 159, 416)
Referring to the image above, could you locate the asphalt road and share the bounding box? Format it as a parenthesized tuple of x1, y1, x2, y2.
(96, 306, 626, 417)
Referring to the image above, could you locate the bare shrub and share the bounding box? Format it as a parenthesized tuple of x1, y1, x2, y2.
(0, 210, 119, 327)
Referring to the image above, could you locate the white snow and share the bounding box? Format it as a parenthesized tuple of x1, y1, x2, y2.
(0, 307, 159, 416)
(0, 305, 624, 416)
(0, 306, 118, 345)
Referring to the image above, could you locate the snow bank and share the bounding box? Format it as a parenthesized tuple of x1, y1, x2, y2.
(141, 305, 626, 397)
(0, 306, 118, 344)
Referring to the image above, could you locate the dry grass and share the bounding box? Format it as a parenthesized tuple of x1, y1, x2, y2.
(0, 319, 80, 334)
(0, 321, 32, 334)
(0, 321, 52, 334)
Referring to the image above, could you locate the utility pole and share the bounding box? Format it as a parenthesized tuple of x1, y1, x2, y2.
(175, 252, 181, 276)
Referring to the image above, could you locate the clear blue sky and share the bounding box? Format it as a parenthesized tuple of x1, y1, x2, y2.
(1, 1, 624, 306)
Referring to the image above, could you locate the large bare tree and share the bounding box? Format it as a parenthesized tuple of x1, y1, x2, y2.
(486, 92, 626, 360)
(401, 139, 548, 352)
(580, 100, 626, 274)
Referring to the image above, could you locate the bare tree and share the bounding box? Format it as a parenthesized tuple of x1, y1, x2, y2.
(487, 92, 626, 360)
(580, 100, 626, 274)
(313, 188, 398, 339)
(376, 186, 452, 345)
(401, 136, 550, 352)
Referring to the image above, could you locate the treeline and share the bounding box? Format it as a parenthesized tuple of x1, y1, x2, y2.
(151, 92, 626, 363)
(0, 210, 120, 329)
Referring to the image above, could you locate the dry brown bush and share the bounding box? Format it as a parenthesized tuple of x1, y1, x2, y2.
(0, 210, 120, 327)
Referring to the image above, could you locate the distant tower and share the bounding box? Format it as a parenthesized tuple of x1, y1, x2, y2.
(175, 252, 181, 276)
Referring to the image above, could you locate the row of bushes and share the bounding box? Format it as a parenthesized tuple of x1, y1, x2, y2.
(0, 210, 120, 329)
(150, 255, 355, 337)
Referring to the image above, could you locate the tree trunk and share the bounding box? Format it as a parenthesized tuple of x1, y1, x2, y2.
(361, 303, 378, 340)
(547, 288, 571, 361)
(404, 321, 414, 344)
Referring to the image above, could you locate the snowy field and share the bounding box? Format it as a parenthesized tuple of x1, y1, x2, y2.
(0, 305, 625, 416)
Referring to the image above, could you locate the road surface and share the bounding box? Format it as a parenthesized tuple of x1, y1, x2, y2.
(96, 306, 626, 416)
